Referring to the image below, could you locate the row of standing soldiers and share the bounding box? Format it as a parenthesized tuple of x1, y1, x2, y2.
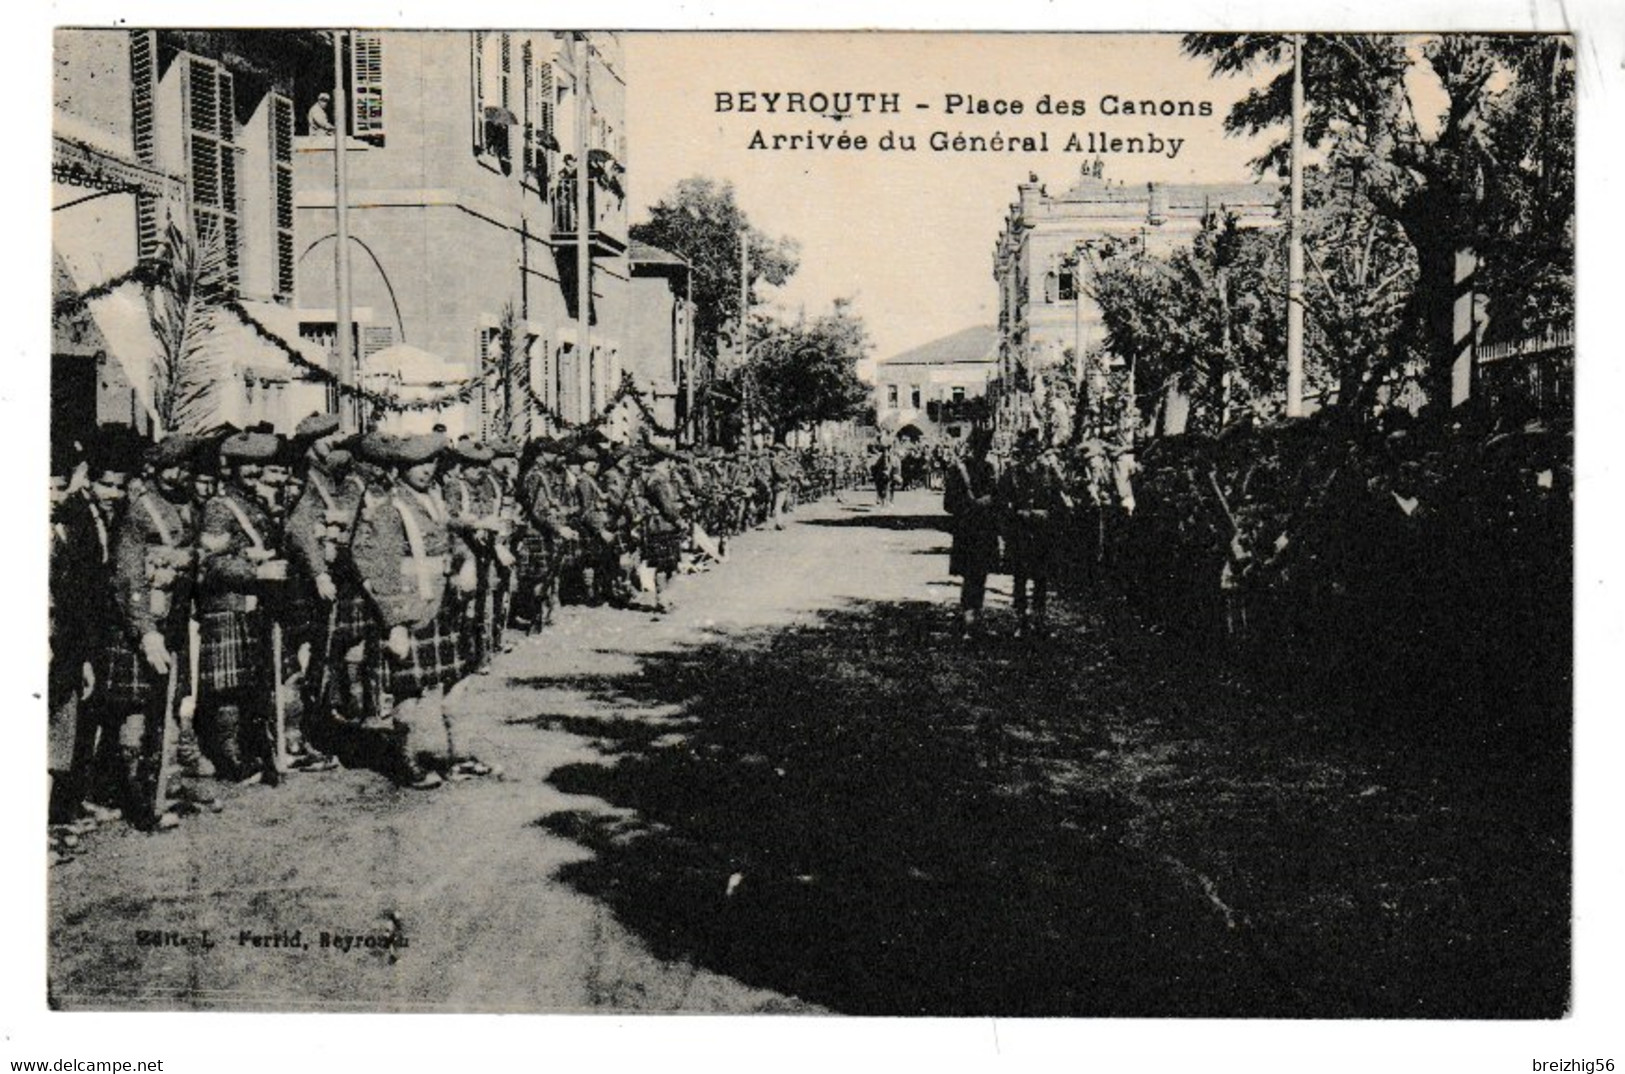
(48, 416, 865, 844)
(944, 426, 1138, 640)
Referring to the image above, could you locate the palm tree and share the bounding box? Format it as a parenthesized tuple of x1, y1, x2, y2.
(145, 218, 231, 435)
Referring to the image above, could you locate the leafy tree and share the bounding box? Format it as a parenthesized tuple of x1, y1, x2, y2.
(1089, 211, 1287, 435)
(629, 177, 800, 374)
(1183, 33, 1574, 410)
(747, 299, 873, 442)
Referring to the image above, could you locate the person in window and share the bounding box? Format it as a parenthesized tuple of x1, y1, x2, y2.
(308, 92, 334, 135)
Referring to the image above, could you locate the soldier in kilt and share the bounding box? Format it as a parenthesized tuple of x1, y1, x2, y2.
(195, 431, 288, 782)
(96, 435, 202, 830)
(443, 438, 498, 671)
(349, 433, 481, 789)
(635, 444, 689, 612)
(567, 443, 616, 606)
(512, 439, 575, 631)
(485, 438, 523, 651)
(284, 413, 369, 763)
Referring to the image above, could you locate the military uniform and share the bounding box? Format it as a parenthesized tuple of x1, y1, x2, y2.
(999, 440, 1073, 635)
(513, 444, 573, 630)
(99, 439, 201, 827)
(285, 417, 371, 748)
(195, 432, 284, 780)
(945, 436, 1001, 636)
(347, 432, 479, 786)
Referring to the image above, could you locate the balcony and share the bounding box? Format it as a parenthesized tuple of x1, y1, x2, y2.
(551, 180, 627, 258)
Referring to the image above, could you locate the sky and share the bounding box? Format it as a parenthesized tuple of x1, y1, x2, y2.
(623, 33, 1277, 365)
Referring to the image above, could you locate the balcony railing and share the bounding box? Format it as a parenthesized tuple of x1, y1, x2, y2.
(551, 179, 626, 257)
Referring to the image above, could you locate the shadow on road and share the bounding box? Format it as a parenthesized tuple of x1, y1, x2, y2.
(798, 514, 949, 532)
(525, 596, 1569, 1017)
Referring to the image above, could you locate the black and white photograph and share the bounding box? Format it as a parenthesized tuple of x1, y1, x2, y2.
(13, 1, 1625, 1068)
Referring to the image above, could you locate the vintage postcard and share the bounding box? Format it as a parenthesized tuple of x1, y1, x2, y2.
(29, 11, 1612, 1063)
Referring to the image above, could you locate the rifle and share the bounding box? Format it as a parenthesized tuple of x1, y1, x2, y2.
(152, 645, 180, 822)
(270, 617, 289, 779)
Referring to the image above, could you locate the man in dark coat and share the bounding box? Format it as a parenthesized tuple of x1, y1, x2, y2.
(944, 427, 1001, 640)
(999, 431, 1074, 638)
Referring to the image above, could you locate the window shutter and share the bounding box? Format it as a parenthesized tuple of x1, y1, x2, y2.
(521, 41, 535, 179)
(130, 32, 157, 163)
(130, 32, 160, 259)
(477, 328, 501, 438)
(351, 32, 385, 140)
(471, 32, 485, 154)
(537, 59, 555, 188)
(217, 69, 235, 136)
(271, 94, 295, 298)
(500, 34, 511, 110)
(360, 324, 395, 363)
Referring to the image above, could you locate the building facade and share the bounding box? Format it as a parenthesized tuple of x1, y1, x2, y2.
(625, 240, 695, 440)
(51, 29, 632, 450)
(291, 30, 630, 437)
(52, 29, 332, 448)
(872, 325, 998, 442)
(991, 164, 1278, 433)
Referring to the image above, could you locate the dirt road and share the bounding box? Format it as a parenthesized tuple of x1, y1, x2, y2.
(49, 488, 1568, 1016)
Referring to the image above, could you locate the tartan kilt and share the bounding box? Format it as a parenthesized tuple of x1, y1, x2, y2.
(513, 531, 554, 586)
(198, 608, 264, 693)
(329, 590, 376, 655)
(99, 626, 186, 709)
(554, 534, 585, 571)
(644, 525, 684, 574)
(386, 603, 466, 700)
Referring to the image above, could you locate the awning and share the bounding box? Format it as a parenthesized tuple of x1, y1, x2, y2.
(366, 342, 467, 385)
(54, 249, 163, 426)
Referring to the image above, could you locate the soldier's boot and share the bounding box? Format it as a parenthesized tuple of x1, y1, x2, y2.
(388, 724, 441, 790)
(176, 713, 214, 777)
(207, 702, 248, 781)
(119, 741, 177, 832)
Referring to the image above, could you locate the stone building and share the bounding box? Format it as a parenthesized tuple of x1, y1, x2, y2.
(991, 163, 1278, 433)
(872, 325, 998, 443)
(52, 29, 333, 447)
(291, 30, 629, 436)
(624, 240, 695, 441)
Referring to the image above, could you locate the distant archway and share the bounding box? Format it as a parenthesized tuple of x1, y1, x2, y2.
(896, 424, 924, 443)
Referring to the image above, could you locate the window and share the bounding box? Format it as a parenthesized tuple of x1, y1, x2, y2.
(910, 384, 922, 409)
(1059, 268, 1076, 302)
(185, 55, 240, 287)
(1044, 270, 1058, 304)
(952, 385, 966, 404)
(350, 32, 386, 144)
(472, 32, 514, 168)
(522, 40, 557, 189)
(528, 335, 551, 422)
(886, 385, 899, 408)
(555, 342, 572, 422)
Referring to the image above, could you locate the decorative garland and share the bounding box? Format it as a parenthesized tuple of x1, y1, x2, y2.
(56, 267, 716, 433)
(226, 301, 495, 413)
